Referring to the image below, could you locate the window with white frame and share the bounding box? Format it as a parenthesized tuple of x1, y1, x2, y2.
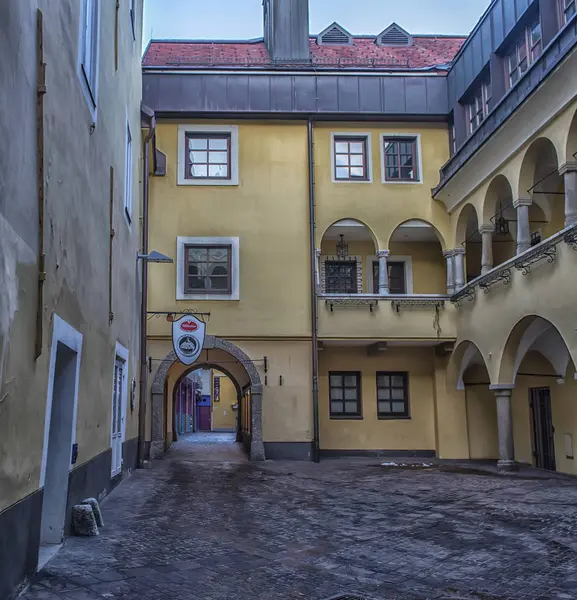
(331, 133, 372, 183)
(176, 237, 240, 300)
(505, 18, 541, 89)
(466, 75, 491, 135)
(178, 125, 239, 186)
(380, 134, 423, 184)
(124, 120, 133, 224)
(80, 0, 99, 109)
(561, 0, 576, 25)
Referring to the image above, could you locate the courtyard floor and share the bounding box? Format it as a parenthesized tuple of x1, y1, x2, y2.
(25, 433, 577, 600)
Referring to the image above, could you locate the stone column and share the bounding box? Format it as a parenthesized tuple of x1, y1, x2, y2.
(479, 225, 494, 275)
(250, 385, 266, 461)
(443, 250, 455, 295)
(453, 248, 466, 290)
(376, 250, 390, 295)
(560, 162, 577, 227)
(514, 198, 532, 255)
(315, 249, 322, 292)
(493, 388, 517, 472)
(150, 392, 165, 459)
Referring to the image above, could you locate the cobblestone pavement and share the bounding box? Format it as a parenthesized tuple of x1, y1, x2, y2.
(27, 434, 577, 600)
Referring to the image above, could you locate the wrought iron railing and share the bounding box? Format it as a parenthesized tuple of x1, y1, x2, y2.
(451, 224, 577, 306)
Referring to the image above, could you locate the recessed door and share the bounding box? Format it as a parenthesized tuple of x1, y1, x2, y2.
(530, 387, 556, 471)
(111, 358, 125, 477)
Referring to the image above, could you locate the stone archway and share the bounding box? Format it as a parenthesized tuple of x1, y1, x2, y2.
(150, 335, 265, 461)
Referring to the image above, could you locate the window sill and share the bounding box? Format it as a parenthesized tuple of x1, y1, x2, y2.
(381, 179, 423, 185)
(331, 179, 373, 184)
(378, 416, 411, 421)
(176, 294, 239, 301)
(177, 179, 239, 187)
(330, 415, 363, 420)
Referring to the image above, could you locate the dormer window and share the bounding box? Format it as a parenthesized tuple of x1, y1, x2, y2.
(376, 23, 413, 47)
(317, 23, 353, 46)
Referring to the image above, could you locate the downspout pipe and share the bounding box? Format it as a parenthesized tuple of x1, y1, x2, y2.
(138, 104, 156, 468)
(308, 118, 320, 463)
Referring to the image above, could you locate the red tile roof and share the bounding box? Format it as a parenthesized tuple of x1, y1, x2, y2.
(143, 36, 466, 71)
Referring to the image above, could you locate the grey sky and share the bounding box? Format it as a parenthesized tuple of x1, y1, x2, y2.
(143, 0, 491, 49)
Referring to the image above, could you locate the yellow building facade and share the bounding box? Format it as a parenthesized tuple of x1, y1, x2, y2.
(142, 0, 577, 473)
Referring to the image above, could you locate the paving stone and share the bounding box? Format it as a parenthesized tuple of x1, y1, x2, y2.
(30, 434, 577, 600)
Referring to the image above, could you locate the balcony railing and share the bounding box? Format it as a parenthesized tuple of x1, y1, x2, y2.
(452, 224, 577, 306)
(319, 294, 455, 340)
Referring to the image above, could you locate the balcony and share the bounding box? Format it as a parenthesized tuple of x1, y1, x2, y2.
(318, 293, 456, 341)
(452, 224, 577, 308)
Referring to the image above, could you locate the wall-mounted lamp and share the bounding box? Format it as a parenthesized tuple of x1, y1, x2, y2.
(137, 250, 173, 264)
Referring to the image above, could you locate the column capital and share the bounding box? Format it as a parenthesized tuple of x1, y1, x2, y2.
(513, 197, 532, 208)
(559, 161, 577, 176)
(315, 248, 322, 257)
(376, 249, 390, 258)
(442, 249, 455, 258)
(490, 384, 515, 395)
(452, 247, 466, 255)
(479, 224, 495, 234)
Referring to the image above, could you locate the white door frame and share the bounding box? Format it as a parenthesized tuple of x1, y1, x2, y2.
(111, 341, 129, 476)
(40, 315, 83, 488)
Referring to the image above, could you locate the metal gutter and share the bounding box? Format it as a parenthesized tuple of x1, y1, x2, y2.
(35, 9, 46, 360)
(142, 67, 445, 76)
(138, 104, 156, 468)
(307, 118, 320, 463)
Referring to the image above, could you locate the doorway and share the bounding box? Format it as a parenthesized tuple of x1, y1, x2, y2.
(530, 387, 556, 471)
(40, 344, 78, 546)
(197, 394, 212, 431)
(111, 357, 126, 477)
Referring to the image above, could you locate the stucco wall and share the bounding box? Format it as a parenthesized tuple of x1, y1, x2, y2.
(148, 338, 313, 446)
(147, 121, 311, 339)
(0, 0, 143, 512)
(318, 346, 437, 452)
(314, 122, 452, 250)
(212, 373, 237, 431)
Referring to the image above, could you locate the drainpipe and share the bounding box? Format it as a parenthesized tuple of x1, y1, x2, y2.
(308, 118, 320, 463)
(35, 9, 46, 360)
(138, 105, 156, 468)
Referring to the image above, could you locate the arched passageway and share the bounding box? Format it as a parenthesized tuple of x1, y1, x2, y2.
(150, 336, 265, 461)
(455, 204, 481, 282)
(318, 219, 378, 294)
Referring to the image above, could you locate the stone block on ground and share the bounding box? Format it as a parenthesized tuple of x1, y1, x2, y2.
(82, 497, 104, 528)
(72, 504, 99, 537)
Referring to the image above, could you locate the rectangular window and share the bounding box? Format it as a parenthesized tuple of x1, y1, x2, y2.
(372, 261, 406, 294)
(329, 372, 362, 418)
(383, 138, 418, 182)
(377, 372, 409, 418)
(506, 20, 540, 89)
(124, 121, 133, 223)
(388, 262, 406, 294)
(80, 0, 99, 105)
(450, 119, 457, 155)
(562, 0, 577, 24)
(184, 245, 232, 294)
(530, 21, 542, 62)
(334, 137, 368, 181)
(325, 261, 357, 294)
(185, 134, 231, 180)
(467, 76, 491, 135)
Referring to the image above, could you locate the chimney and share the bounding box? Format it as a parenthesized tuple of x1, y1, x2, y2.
(263, 0, 310, 63)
